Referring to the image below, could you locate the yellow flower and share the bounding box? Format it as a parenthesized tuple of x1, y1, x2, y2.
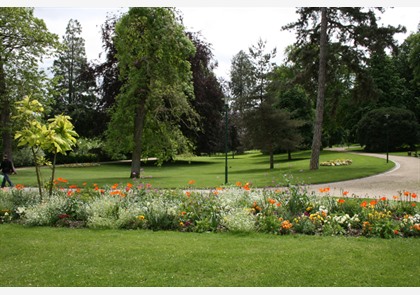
(137, 215, 145, 220)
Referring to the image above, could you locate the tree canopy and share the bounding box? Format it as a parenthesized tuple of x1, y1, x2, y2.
(108, 7, 198, 178)
(0, 7, 59, 158)
(282, 7, 407, 169)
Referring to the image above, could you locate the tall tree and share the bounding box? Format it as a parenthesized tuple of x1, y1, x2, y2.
(0, 7, 58, 158)
(311, 7, 327, 170)
(282, 7, 406, 170)
(51, 19, 97, 137)
(229, 50, 255, 151)
(109, 7, 197, 178)
(248, 38, 277, 105)
(268, 65, 314, 150)
(184, 31, 225, 155)
(229, 39, 277, 152)
(244, 97, 303, 169)
(394, 30, 420, 123)
(229, 50, 255, 113)
(94, 12, 124, 137)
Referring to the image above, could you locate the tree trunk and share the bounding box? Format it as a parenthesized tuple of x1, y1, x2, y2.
(269, 147, 274, 170)
(32, 147, 44, 199)
(49, 153, 57, 197)
(0, 58, 12, 159)
(130, 96, 147, 179)
(310, 7, 328, 170)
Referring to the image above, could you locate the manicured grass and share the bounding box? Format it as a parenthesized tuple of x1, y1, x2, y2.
(0, 224, 418, 287)
(12, 150, 394, 189)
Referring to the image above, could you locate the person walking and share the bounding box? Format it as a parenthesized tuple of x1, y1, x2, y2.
(1, 154, 17, 188)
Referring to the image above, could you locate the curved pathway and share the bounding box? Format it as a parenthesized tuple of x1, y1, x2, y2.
(305, 152, 420, 200)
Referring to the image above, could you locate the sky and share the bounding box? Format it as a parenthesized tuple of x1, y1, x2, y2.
(9, 1, 420, 80)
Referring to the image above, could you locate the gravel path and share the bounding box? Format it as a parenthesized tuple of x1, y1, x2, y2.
(305, 152, 420, 200)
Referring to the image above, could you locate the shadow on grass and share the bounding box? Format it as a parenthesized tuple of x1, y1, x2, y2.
(102, 159, 217, 168)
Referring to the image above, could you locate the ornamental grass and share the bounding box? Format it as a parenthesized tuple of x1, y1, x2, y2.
(0, 179, 418, 239)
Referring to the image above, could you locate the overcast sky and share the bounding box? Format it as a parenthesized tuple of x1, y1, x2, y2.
(27, 3, 420, 80)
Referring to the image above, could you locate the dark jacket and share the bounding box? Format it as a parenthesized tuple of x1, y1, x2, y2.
(0, 159, 14, 174)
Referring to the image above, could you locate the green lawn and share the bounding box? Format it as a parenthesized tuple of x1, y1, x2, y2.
(0, 224, 418, 287)
(12, 150, 394, 189)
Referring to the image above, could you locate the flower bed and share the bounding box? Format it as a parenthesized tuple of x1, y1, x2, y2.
(0, 181, 418, 238)
(320, 159, 353, 166)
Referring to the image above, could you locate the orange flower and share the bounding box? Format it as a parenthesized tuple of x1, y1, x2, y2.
(56, 177, 68, 183)
(125, 182, 133, 191)
(235, 181, 242, 187)
(393, 195, 399, 200)
(411, 193, 417, 198)
(82, 182, 87, 186)
(69, 185, 78, 189)
(413, 224, 420, 231)
(110, 190, 125, 197)
(268, 198, 276, 205)
(380, 197, 387, 201)
(360, 201, 367, 208)
(243, 183, 251, 191)
(67, 190, 74, 197)
(276, 202, 282, 207)
(404, 191, 410, 197)
(342, 191, 349, 196)
(338, 199, 345, 204)
(111, 183, 119, 190)
(319, 187, 330, 193)
(281, 220, 293, 230)
(188, 180, 196, 185)
(185, 191, 191, 197)
(411, 203, 417, 207)
(369, 200, 377, 206)
(15, 184, 24, 190)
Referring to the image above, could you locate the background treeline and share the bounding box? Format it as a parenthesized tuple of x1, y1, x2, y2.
(1, 7, 419, 172)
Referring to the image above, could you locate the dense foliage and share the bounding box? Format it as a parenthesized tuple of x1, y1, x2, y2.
(357, 107, 420, 152)
(0, 7, 59, 159)
(107, 7, 198, 178)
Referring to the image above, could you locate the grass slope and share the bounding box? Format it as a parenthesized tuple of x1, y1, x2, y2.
(11, 150, 394, 189)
